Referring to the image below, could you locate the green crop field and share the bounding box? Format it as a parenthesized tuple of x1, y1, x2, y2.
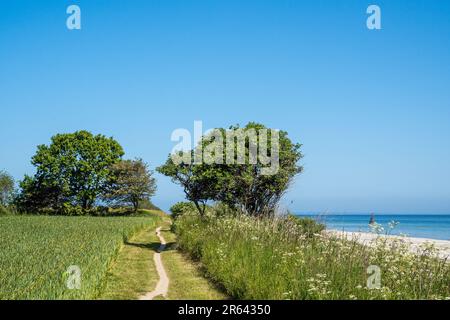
(0, 214, 160, 300)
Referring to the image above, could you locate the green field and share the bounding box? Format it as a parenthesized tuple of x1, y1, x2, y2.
(0, 214, 160, 299)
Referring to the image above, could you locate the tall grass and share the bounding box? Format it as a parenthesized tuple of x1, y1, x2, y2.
(0, 214, 160, 299)
(174, 214, 450, 300)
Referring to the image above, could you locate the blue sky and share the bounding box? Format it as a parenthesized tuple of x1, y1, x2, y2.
(1, 0, 449, 214)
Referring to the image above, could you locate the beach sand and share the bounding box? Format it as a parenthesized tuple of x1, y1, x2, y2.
(327, 230, 450, 260)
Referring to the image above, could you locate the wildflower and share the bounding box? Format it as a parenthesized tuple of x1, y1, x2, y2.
(388, 220, 399, 230)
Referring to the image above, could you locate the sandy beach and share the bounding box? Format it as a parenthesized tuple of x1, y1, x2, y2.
(328, 230, 450, 260)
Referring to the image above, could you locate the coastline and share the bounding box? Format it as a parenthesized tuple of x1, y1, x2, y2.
(327, 229, 450, 260)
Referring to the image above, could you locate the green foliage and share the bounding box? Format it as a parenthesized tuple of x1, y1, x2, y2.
(0, 205, 11, 215)
(158, 122, 303, 217)
(201, 122, 303, 216)
(0, 215, 159, 299)
(174, 214, 450, 300)
(157, 151, 216, 217)
(0, 170, 14, 207)
(286, 214, 325, 238)
(169, 201, 197, 219)
(16, 131, 124, 214)
(137, 199, 161, 211)
(104, 159, 157, 212)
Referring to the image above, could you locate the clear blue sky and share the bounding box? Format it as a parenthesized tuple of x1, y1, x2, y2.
(1, 0, 449, 214)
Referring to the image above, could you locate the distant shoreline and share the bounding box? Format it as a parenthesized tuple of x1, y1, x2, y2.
(296, 214, 450, 241)
(297, 213, 450, 215)
(327, 230, 450, 260)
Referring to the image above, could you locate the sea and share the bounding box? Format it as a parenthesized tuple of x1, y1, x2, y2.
(295, 214, 450, 241)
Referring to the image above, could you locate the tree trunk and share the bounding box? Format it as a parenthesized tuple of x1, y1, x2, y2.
(193, 200, 204, 218)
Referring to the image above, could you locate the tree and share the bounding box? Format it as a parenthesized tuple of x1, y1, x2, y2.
(15, 174, 64, 213)
(157, 151, 217, 217)
(105, 159, 157, 212)
(18, 131, 124, 213)
(0, 170, 14, 207)
(204, 122, 303, 216)
(158, 122, 303, 217)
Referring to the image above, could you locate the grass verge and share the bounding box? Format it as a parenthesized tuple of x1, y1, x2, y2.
(174, 214, 450, 300)
(160, 225, 227, 300)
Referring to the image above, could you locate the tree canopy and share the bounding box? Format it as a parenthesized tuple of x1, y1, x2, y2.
(104, 158, 157, 212)
(158, 122, 303, 217)
(157, 150, 216, 216)
(17, 131, 124, 213)
(0, 170, 14, 207)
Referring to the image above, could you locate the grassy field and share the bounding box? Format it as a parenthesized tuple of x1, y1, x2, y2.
(0, 213, 160, 299)
(174, 214, 450, 300)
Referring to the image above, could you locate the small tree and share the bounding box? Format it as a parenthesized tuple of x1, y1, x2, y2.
(105, 159, 157, 212)
(0, 170, 14, 207)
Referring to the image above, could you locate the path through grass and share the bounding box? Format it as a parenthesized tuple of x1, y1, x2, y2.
(99, 225, 161, 300)
(100, 215, 226, 300)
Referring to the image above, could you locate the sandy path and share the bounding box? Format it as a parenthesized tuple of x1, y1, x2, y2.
(328, 230, 450, 260)
(139, 227, 169, 300)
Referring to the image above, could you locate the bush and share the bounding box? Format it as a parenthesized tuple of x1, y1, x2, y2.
(0, 205, 10, 215)
(60, 203, 85, 216)
(286, 214, 325, 238)
(169, 202, 197, 220)
(138, 199, 161, 211)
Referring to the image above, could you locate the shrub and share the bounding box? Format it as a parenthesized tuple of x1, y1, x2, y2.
(169, 202, 197, 219)
(138, 199, 161, 211)
(286, 214, 325, 238)
(0, 205, 10, 215)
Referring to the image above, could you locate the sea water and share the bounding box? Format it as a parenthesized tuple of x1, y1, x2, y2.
(295, 214, 450, 241)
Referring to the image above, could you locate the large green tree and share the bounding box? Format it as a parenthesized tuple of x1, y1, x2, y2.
(0, 170, 14, 207)
(17, 131, 124, 213)
(104, 159, 157, 212)
(158, 122, 303, 217)
(203, 122, 303, 216)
